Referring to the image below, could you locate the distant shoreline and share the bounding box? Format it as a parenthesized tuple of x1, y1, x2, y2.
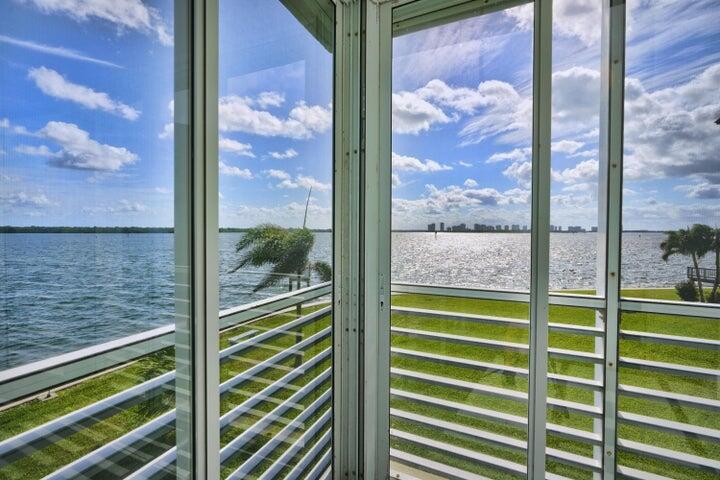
(0, 226, 664, 234)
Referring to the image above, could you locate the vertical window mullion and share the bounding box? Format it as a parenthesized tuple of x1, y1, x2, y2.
(528, 0, 553, 478)
(599, 0, 626, 478)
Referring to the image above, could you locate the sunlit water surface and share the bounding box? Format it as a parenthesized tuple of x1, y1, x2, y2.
(0, 231, 708, 368)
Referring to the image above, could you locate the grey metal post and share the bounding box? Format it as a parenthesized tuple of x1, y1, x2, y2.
(333, 0, 363, 478)
(599, 0, 626, 478)
(173, 0, 220, 477)
(528, 0, 553, 478)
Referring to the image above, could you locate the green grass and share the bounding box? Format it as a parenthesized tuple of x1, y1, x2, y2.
(0, 289, 717, 479)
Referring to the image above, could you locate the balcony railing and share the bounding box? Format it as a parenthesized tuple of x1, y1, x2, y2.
(0, 281, 718, 479)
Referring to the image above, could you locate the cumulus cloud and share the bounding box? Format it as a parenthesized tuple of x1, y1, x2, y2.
(277, 175, 331, 192)
(0, 118, 36, 136)
(505, 0, 601, 46)
(19, 0, 172, 46)
(503, 161, 533, 189)
(392, 152, 452, 172)
(15, 144, 61, 157)
(676, 183, 720, 200)
(552, 159, 599, 184)
(28, 67, 139, 120)
(219, 161, 253, 179)
(257, 91, 285, 108)
(552, 140, 584, 154)
(458, 161, 473, 167)
(264, 169, 291, 181)
(463, 178, 478, 187)
(219, 95, 331, 139)
(269, 148, 298, 159)
(40, 121, 138, 171)
(219, 137, 254, 157)
(158, 100, 174, 140)
(623, 64, 720, 191)
(83, 199, 147, 214)
(392, 90, 452, 134)
(0, 191, 54, 208)
(221, 201, 332, 229)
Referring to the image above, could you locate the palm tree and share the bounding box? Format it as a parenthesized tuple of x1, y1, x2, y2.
(231, 188, 331, 293)
(661, 224, 713, 302)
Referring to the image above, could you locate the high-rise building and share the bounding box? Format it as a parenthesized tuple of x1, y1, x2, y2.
(427, 223, 436, 232)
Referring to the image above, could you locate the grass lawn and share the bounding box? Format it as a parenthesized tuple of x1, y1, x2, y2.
(0, 289, 717, 479)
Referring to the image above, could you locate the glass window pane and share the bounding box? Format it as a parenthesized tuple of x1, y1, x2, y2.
(547, 1, 605, 477)
(0, 0, 189, 478)
(390, 5, 533, 478)
(621, 0, 720, 304)
(216, 1, 334, 478)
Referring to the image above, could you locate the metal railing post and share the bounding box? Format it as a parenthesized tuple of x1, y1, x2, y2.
(527, 0, 553, 477)
(599, 0, 626, 478)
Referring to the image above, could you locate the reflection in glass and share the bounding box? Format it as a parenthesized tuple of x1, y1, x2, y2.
(0, 0, 186, 478)
(216, 1, 334, 478)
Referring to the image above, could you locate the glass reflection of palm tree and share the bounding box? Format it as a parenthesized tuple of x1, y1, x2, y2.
(231, 188, 332, 365)
(231, 187, 332, 293)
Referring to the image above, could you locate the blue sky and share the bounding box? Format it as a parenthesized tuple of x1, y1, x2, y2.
(390, 0, 720, 231)
(0, 0, 718, 231)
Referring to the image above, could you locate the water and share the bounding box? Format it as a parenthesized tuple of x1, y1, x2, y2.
(0, 231, 712, 369)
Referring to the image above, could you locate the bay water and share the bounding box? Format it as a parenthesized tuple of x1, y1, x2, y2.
(0, 231, 709, 369)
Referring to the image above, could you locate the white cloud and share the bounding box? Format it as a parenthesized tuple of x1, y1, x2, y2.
(487, 147, 531, 164)
(154, 187, 171, 194)
(392, 173, 402, 188)
(219, 161, 253, 179)
(463, 178, 478, 187)
(392, 90, 452, 134)
(277, 175, 331, 192)
(158, 123, 173, 140)
(503, 161, 533, 189)
(219, 137, 254, 157)
(20, 0, 172, 46)
(40, 121, 138, 171)
(392, 152, 452, 173)
(269, 148, 298, 159)
(265, 169, 291, 181)
(15, 144, 61, 157)
(221, 201, 332, 229)
(505, 0, 601, 46)
(676, 183, 720, 200)
(257, 91, 285, 108)
(552, 159, 599, 184)
(0, 191, 54, 208)
(0, 34, 121, 68)
(392, 183, 530, 219)
(158, 100, 174, 139)
(458, 161, 472, 167)
(28, 67, 139, 120)
(623, 63, 720, 188)
(219, 96, 331, 139)
(0, 118, 36, 136)
(83, 199, 147, 214)
(551, 140, 584, 154)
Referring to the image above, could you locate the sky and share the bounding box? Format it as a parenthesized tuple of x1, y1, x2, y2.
(0, 0, 718, 231)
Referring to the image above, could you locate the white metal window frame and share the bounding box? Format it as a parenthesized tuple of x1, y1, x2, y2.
(360, 0, 720, 479)
(174, 0, 720, 478)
